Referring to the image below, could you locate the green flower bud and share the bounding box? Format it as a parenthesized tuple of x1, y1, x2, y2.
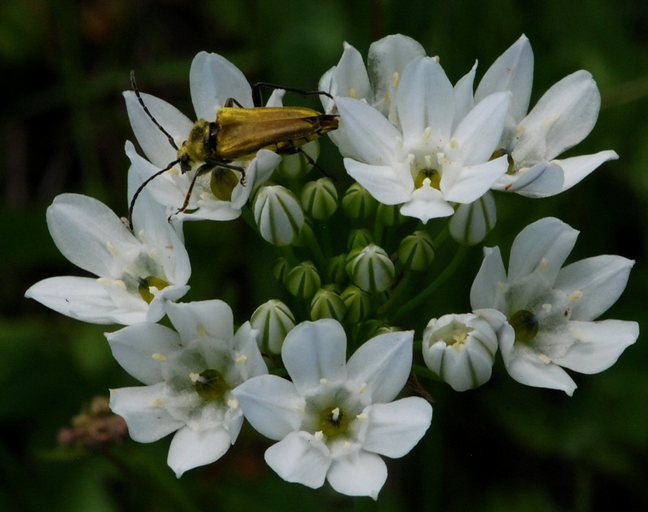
(342, 183, 377, 219)
(376, 203, 404, 226)
(273, 257, 290, 284)
(347, 228, 373, 250)
(340, 285, 372, 323)
(301, 177, 338, 220)
(276, 140, 320, 179)
(310, 288, 346, 321)
(251, 299, 296, 354)
(285, 261, 321, 299)
(449, 191, 496, 246)
(398, 230, 435, 271)
(327, 253, 348, 284)
(346, 244, 395, 293)
(254, 185, 304, 246)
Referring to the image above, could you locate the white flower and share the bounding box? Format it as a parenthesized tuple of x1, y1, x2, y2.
(253, 185, 304, 246)
(422, 312, 501, 391)
(233, 319, 432, 499)
(25, 193, 190, 325)
(125, 51, 282, 222)
(461, 35, 618, 197)
(470, 217, 638, 395)
(109, 300, 267, 477)
(334, 56, 512, 223)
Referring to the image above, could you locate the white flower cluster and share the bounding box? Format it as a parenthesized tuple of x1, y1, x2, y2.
(25, 34, 637, 499)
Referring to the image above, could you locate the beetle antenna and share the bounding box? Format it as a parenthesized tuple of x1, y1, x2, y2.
(130, 70, 179, 150)
(252, 82, 335, 107)
(128, 159, 180, 231)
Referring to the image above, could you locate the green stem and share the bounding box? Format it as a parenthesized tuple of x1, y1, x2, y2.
(391, 245, 469, 322)
(300, 223, 327, 272)
(377, 270, 413, 318)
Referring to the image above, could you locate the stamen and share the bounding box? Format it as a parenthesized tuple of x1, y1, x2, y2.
(152, 352, 167, 362)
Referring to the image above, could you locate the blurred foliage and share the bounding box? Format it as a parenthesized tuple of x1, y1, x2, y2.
(1, 0, 647, 510)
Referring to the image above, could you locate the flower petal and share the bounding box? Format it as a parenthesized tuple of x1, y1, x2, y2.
(325, 42, 371, 102)
(167, 425, 234, 477)
(557, 150, 618, 192)
(264, 431, 330, 489)
(553, 320, 638, 374)
(344, 159, 412, 205)
(399, 184, 454, 223)
(233, 375, 304, 440)
(470, 247, 507, 311)
(453, 61, 477, 130)
(494, 161, 564, 197)
(362, 397, 432, 457)
(555, 256, 634, 321)
(165, 300, 234, 343)
(475, 34, 534, 123)
(442, 156, 509, 203)
(282, 319, 347, 394)
(346, 330, 413, 403)
(110, 383, 183, 442)
(190, 51, 253, 119)
(327, 451, 387, 499)
(107, 323, 182, 384)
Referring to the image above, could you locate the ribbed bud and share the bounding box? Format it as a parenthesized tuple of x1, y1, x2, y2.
(275, 140, 319, 179)
(340, 285, 372, 323)
(346, 244, 395, 293)
(327, 254, 348, 284)
(422, 313, 498, 391)
(376, 203, 404, 226)
(342, 183, 377, 219)
(285, 261, 321, 300)
(449, 191, 496, 246)
(254, 185, 304, 246)
(250, 299, 296, 354)
(310, 288, 346, 321)
(301, 177, 338, 220)
(273, 257, 290, 284)
(347, 228, 373, 250)
(398, 230, 435, 271)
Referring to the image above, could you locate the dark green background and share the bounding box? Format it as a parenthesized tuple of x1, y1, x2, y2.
(2, 0, 646, 510)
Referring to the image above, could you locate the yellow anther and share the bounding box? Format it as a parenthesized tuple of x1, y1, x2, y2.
(391, 71, 400, 88)
(196, 324, 207, 337)
(423, 127, 432, 140)
(152, 398, 164, 406)
(152, 352, 167, 362)
(235, 354, 248, 365)
(227, 398, 239, 409)
(314, 431, 324, 441)
(538, 353, 552, 364)
(349, 87, 358, 99)
(356, 412, 368, 421)
(569, 290, 583, 302)
(189, 372, 200, 383)
(357, 382, 368, 394)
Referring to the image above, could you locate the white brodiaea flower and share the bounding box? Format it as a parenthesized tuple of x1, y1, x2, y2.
(25, 193, 190, 325)
(124, 51, 282, 222)
(470, 217, 638, 395)
(335, 56, 512, 223)
(109, 300, 267, 477)
(233, 319, 432, 499)
(457, 34, 618, 197)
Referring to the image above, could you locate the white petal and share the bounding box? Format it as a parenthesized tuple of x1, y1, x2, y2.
(165, 300, 234, 343)
(495, 162, 564, 197)
(335, 97, 399, 163)
(229, 322, 268, 382)
(442, 156, 508, 203)
(508, 217, 579, 283)
(396, 57, 454, 145)
(264, 431, 330, 489)
(475, 34, 534, 123)
(470, 247, 507, 311)
(516, 70, 601, 161)
(553, 320, 638, 374)
(123, 91, 193, 168)
(46, 194, 139, 278)
(25, 276, 147, 325)
(190, 51, 253, 119)
(327, 42, 371, 101)
(555, 256, 634, 321)
(557, 150, 619, 192)
(399, 184, 454, 223)
(282, 319, 347, 394)
(449, 191, 497, 246)
(167, 425, 234, 477)
(233, 375, 304, 440)
(344, 159, 412, 205)
(362, 397, 432, 457)
(107, 323, 182, 384)
(453, 61, 477, 129)
(453, 92, 511, 165)
(110, 384, 183, 442)
(327, 451, 387, 499)
(346, 330, 413, 403)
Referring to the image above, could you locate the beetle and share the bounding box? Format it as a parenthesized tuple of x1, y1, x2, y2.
(128, 73, 338, 228)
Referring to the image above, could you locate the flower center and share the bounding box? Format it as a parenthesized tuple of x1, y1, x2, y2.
(138, 276, 169, 303)
(509, 310, 539, 344)
(192, 369, 229, 402)
(318, 405, 351, 439)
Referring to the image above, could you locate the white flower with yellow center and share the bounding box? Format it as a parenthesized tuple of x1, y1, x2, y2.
(109, 300, 267, 477)
(334, 56, 512, 223)
(233, 319, 432, 499)
(470, 217, 638, 395)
